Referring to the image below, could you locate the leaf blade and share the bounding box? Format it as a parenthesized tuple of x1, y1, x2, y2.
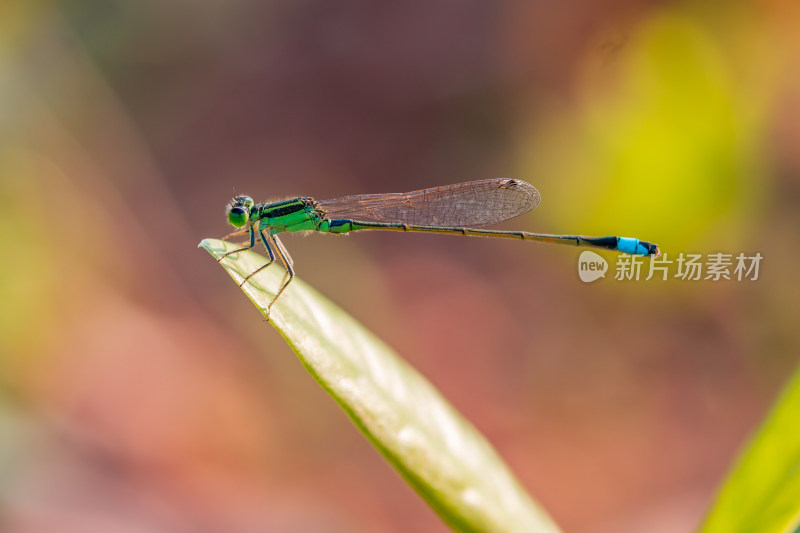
(701, 368, 800, 533)
(200, 238, 560, 533)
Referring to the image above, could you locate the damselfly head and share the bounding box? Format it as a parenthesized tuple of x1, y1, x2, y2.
(226, 195, 254, 228)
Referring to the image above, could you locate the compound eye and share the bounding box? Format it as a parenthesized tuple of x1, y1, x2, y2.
(227, 206, 249, 228)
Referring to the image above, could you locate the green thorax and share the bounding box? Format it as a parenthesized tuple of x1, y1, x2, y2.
(255, 197, 324, 234)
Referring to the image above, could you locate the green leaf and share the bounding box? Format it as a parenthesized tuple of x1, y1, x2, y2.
(200, 238, 560, 533)
(701, 368, 800, 533)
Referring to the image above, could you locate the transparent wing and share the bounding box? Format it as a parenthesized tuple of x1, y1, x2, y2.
(317, 179, 540, 228)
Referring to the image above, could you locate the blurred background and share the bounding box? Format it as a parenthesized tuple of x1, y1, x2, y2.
(1, 1, 799, 532)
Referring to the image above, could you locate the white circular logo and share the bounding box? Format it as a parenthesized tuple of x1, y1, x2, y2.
(578, 251, 608, 283)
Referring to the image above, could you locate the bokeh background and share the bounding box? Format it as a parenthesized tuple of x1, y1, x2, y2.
(2, 1, 799, 532)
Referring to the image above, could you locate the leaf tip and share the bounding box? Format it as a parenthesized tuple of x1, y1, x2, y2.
(199, 238, 222, 255)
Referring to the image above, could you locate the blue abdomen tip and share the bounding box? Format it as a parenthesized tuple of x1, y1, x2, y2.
(617, 237, 646, 255)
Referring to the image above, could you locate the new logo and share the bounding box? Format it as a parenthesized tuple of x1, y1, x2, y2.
(578, 251, 608, 283)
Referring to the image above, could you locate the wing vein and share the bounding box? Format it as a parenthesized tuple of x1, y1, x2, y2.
(318, 179, 540, 227)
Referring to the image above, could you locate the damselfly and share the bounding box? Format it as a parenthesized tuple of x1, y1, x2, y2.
(220, 179, 659, 314)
